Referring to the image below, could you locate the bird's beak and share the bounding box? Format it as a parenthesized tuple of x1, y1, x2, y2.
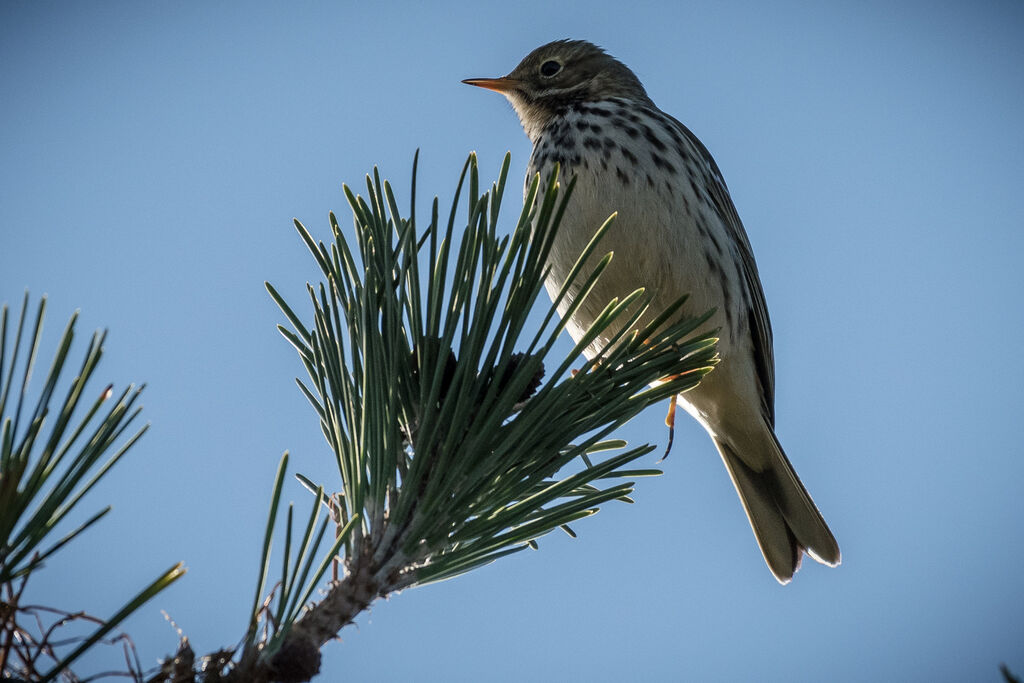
(462, 76, 520, 94)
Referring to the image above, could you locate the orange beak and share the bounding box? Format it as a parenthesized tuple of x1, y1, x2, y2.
(462, 77, 521, 94)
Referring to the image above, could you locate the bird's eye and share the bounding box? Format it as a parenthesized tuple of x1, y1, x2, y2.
(539, 60, 562, 77)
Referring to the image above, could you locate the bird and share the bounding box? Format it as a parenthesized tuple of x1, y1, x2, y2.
(463, 39, 839, 583)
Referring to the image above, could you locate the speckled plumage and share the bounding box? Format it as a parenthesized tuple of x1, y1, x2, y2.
(465, 40, 839, 583)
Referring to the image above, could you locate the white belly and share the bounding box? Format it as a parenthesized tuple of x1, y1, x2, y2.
(530, 156, 739, 361)
(524, 106, 763, 433)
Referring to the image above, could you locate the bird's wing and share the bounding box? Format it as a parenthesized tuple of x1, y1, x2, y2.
(668, 114, 777, 424)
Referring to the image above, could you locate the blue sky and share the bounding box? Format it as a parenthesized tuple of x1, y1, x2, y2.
(2, 1, 1022, 680)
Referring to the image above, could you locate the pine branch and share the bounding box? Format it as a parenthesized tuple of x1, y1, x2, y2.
(214, 152, 718, 682)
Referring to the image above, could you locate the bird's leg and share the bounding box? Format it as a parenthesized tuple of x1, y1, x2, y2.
(660, 395, 678, 461)
(633, 336, 683, 461)
(659, 363, 707, 461)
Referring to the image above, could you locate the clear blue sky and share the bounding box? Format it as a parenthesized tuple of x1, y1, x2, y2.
(2, 1, 1022, 680)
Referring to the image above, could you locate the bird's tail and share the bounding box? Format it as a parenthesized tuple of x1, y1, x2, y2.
(713, 424, 840, 584)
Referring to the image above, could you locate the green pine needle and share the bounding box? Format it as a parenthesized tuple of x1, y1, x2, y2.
(262, 150, 717, 619)
(0, 294, 184, 679)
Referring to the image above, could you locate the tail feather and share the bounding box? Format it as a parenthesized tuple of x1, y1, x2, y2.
(714, 427, 840, 584)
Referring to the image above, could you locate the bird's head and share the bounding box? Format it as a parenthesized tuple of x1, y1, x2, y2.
(463, 39, 651, 141)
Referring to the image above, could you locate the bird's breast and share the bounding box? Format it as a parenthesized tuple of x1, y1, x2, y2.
(526, 102, 741, 358)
